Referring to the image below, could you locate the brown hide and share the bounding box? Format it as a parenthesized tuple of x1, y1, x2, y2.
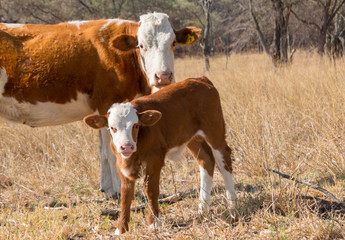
(0, 20, 149, 114)
(131, 77, 227, 164)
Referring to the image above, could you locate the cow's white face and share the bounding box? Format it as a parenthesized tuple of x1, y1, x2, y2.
(107, 103, 139, 159)
(110, 12, 202, 93)
(137, 13, 175, 93)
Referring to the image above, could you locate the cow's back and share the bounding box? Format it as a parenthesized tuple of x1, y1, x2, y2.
(0, 20, 146, 126)
(0, 20, 142, 105)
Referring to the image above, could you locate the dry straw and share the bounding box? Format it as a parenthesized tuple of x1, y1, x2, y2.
(1, 52, 345, 239)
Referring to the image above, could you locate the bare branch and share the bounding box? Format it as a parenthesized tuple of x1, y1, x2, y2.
(291, 9, 321, 30)
(328, 0, 345, 24)
(270, 169, 342, 203)
(78, 0, 94, 14)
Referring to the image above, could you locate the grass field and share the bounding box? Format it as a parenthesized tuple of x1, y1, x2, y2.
(1, 53, 345, 239)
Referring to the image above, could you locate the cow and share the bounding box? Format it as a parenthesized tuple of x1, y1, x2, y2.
(83, 77, 237, 234)
(0, 12, 201, 199)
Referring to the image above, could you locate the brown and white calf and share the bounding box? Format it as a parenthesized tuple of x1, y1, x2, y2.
(84, 77, 237, 234)
(0, 12, 201, 198)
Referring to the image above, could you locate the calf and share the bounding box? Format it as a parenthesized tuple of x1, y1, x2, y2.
(84, 77, 237, 234)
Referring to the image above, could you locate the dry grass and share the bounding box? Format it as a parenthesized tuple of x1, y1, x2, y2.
(1, 52, 345, 239)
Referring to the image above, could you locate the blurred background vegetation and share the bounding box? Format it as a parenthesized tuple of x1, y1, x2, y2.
(2, 0, 345, 64)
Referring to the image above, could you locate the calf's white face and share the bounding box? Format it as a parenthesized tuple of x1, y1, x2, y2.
(107, 103, 139, 159)
(83, 103, 162, 159)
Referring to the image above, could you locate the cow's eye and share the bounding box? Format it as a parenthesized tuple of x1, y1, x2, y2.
(110, 127, 117, 133)
(172, 41, 176, 47)
(139, 44, 145, 50)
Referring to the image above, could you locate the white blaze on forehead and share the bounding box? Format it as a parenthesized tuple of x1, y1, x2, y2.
(138, 13, 175, 48)
(67, 20, 90, 29)
(137, 12, 176, 87)
(107, 103, 138, 156)
(2, 23, 24, 28)
(108, 102, 138, 128)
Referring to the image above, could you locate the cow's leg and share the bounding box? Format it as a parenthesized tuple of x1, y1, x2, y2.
(143, 162, 163, 229)
(115, 172, 135, 235)
(99, 129, 121, 199)
(187, 137, 215, 214)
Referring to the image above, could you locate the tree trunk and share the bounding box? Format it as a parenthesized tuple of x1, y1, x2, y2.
(202, 1, 211, 71)
(280, 6, 291, 63)
(249, 0, 270, 55)
(111, 0, 117, 18)
(318, 22, 329, 54)
(271, 0, 291, 65)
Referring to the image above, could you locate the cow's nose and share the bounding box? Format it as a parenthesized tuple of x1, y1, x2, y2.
(119, 143, 135, 154)
(155, 72, 173, 85)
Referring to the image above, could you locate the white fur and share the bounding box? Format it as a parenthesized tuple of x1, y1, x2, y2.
(0, 68, 93, 126)
(165, 144, 187, 161)
(0, 88, 93, 127)
(99, 129, 121, 199)
(100, 19, 133, 32)
(198, 166, 213, 214)
(99, 19, 134, 42)
(115, 228, 120, 235)
(211, 149, 237, 205)
(2, 23, 24, 28)
(165, 130, 206, 161)
(107, 103, 138, 153)
(149, 213, 161, 230)
(67, 20, 89, 29)
(120, 167, 132, 178)
(137, 12, 176, 87)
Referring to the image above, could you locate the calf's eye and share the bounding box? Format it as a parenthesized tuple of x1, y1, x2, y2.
(110, 127, 117, 133)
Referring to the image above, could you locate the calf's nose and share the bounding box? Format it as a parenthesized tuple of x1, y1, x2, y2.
(120, 143, 135, 154)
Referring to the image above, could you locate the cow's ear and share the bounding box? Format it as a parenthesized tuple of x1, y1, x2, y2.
(137, 110, 162, 127)
(83, 114, 108, 129)
(110, 34, 138, 52)
(175, 26, 202, 45)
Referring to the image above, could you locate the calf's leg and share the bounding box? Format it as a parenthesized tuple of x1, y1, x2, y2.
(210, 144, 237, 206)
(144, 163, 163, 229)
(187, 137, 215, 214)
(115, 172, 135, 235)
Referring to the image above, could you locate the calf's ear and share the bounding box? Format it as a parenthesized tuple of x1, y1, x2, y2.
(138, 110, 162, 127)
(174, 26, 202, 45)
(83, 114, 108, 129)
(110, 34, 138, 52)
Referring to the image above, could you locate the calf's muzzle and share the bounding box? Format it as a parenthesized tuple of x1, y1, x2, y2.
(119, 143, 135, 155)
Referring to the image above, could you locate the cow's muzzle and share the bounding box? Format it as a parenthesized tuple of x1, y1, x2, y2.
(155, 72, 173, 85)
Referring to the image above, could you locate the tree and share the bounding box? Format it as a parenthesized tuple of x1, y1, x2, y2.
(292, 0, 345, 55)
(199, 0, 212, 71)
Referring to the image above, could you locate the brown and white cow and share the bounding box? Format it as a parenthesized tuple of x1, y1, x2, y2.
(84, 77, 237, 234)
(0, 13, 201, 199)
